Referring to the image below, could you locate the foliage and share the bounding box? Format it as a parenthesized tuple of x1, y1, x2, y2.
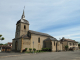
(0, 43, 3, 45)
(33, 48, 36, 51)
(29, 48, 32, 52)
(65, 45, 68, 48)
(42, 48, 51, 51)
(4, 43, 8, 45)
(78, 43, 80, 46)
(65, 45, 68, 51)
(0, 34, 4, 40)
(0, 35, 2, 37)
(25, 48, 27, 51)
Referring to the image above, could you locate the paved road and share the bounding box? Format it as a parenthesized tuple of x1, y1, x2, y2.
(0, 52, 24, 56)
(0, 51, 80, 60)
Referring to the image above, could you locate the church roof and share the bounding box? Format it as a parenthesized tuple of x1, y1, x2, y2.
(16, 19, 29, 25)
(44, 38, 58, 41)
(16, 10, 29, 25)
(29, 30, 53, 37)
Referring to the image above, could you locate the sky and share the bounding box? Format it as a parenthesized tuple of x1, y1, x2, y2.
(0, 0, 80, 44)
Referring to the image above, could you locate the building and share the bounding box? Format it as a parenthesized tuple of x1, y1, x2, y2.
(12, 10, 62, 52)
(60, 37, 78, 51)
(0, 42, 12, 52)
(8, 42, 12, 48)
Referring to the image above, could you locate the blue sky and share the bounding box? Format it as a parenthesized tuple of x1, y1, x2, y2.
(0, 0, 80, 44)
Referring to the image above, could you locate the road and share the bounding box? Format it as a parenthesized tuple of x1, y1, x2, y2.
(0, 51, 80, 60)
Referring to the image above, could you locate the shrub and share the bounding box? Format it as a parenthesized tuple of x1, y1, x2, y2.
(42, 48, 51, 51)
(25, 48, 27, 51)
(46, 48, 50, 51)
(42, 48, 46, 51)
(65, 45, 68, 51)
(33, 48, 36, 52)
(29, 48, 32, 52)
(39, 50, 41, 52)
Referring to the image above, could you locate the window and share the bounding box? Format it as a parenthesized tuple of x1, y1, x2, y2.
(38, 37, 40, 43)
(24, 25, 26, 29)
(70, 43, 71, 46)
(73, 43, 74, 45)
(27, 31, 31, 38)
(54, 41, 55, 46)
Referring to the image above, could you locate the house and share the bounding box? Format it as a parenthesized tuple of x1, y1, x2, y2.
(12, 10, 62, 52)
(0, 42, 12, 52)
(0, 45, 11, 52)
(8, 42, 12, 48)
(60, 37, 78, 51)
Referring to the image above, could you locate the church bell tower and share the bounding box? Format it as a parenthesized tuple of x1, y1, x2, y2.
(15, 10, 29, 38)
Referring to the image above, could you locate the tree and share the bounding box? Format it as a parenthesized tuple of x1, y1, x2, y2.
(0, 43, 3, 45)
(78, 42, 80, 46)
(0, 34, 4, 41)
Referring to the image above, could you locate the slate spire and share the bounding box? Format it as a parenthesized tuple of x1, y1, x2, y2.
(21, 9, 25, 19)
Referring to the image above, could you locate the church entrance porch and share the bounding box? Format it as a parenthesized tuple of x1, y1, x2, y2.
(44, 40, 52, 51)
(43, 38, 62, 52)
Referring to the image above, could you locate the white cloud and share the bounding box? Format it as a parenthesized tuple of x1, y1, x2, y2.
(0, 0, 80, 43)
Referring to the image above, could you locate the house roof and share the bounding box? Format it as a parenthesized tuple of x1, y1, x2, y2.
(8, 42, 12, 44)
(29, 30, 53, 37)
(61, 38, 78, 43)
(0, 45, 11, 48)
(44, 37, 58, 41)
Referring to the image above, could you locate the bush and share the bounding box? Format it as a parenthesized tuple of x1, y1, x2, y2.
(65, 45, 68, 51)
(29, 48, 32, 52)
(39, 50, 41, 52)
(25, 48, 27, 51)
(33, 48, 36, 52)
(42, 48, 51, 51)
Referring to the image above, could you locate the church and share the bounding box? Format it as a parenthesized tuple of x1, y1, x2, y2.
(12, 10, 62, 52)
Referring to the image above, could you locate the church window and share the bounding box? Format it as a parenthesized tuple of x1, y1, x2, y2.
(54, 41, 55, 46)
(24, 25, 26, 29)
(38, 37, 40, 43)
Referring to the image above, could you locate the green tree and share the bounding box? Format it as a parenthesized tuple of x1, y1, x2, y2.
(0, 35, 4, 40)
(0, 43, 3, 45)
(78, 42, 80, 46)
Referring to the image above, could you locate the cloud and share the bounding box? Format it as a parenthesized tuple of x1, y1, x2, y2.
(0, 0, 80, 43)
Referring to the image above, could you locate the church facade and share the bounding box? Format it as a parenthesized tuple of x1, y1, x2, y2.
(12, 10, 62, 52)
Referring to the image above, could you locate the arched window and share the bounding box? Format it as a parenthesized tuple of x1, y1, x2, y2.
(54, 41, 55, 46)
(38, 37, 40, 43)
(24, 25, 26, 29)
